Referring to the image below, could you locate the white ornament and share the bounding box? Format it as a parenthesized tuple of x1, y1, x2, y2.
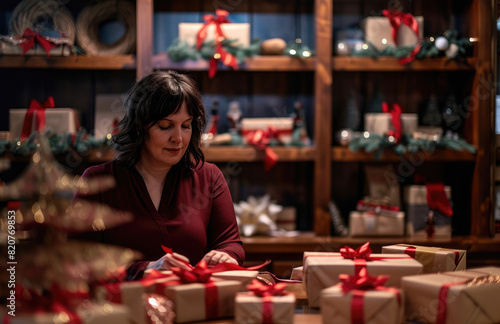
(445, 43, 459, 58)
(434, 36, 449, 51)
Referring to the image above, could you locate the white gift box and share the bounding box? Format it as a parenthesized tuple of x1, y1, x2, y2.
(0, 39, 72, 56)
(404, 185, 452, 237)
(321, 284, 405, 324)
(94, 94, 125, 139)
(382, 244, 466, 274)
(349, 211, 405, 237)
(178, 23, 250, 48)
(361, 16, 424, 51)
(402, 267, 500, 324)
(9, 108, 79, 139)
(303, 253, 422, 307)
(364, 113, 418, 136)
(241, 117, 294, 145)
(276, 206, 296, 231)
(290, 266, 303, 281)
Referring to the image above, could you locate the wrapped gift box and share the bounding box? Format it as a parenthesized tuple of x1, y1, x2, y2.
(402, 267, 500, 324)
(303, 253, 422, 307)
(212, 270, 260, 288)
(9, 108, 79, 139)
(290, 266, 303, 281)
(234, 292, 295, 324)
(276, 206, 296, 231)
(321, 284, 404, 324)
(2, 302, 129, 324)
(361, 16, 424, 51)
(382, 244, 466, 274)
(241, 117, 294, 145)
(349, 211, 405, 236)
(156, 279, 241, 323)
(94, 94, 124, 139)
(364, 113, 418, 136)
(404, 185, 452, 237)
(178, 23, 250, 48)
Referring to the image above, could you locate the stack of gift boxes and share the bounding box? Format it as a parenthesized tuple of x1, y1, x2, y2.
(292, 242, 500, 324)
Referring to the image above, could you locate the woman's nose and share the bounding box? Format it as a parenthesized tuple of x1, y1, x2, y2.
(170, 126, 182, 142)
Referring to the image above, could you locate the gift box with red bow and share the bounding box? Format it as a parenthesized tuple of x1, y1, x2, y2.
(1, 301, 130, 324)
(382, 244, 466, 274)
(234, 279, 296, 324)
(303, 243, 422, 307)
(361, 10, 423, 64)
(402, 267, 500, 324)
(9, 97, 80, 140)
(321, 269, 405, 324)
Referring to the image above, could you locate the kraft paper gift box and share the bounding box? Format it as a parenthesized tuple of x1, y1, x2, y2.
(2, 302, 130, 324)
(361, 16, 424, 51)
(303, 250, 422, 307)
(364, 113, 418, 137)
(349, 211, 405, 237)
(381, 244, 466, 274)
(178, 23, 250, 48)
(156, 279, 241, 323)
(321, 284, 404, 324)
(404, 185, 452, 237)
(401, 267, 500, 324)
(290, 266, 303, 280)
(241, 117, 294, 145)
(234, 292, 296, 324)
(9, 108, 79, 139)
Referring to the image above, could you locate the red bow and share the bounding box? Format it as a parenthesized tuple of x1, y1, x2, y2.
(19, 28, 58, 56)
(246, 129, 279, 170)
(340, 242, 372, 260)
(20, 96, 55, 140)
(339, 268, 389, 294)
(196, 9, 238, 78)
(426, 182, 453, 217)
(246, 279, 288, 297)
(382, 9, 421, 65)
(382, 102, 402, 143)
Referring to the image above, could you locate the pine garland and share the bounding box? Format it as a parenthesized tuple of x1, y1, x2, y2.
(0, 129, 113, 157)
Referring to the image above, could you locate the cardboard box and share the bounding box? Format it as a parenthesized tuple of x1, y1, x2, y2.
(178, 23, 250, 48)
(382, 244, 466, 274)
(402, 267, 500, 324)
(303, 253, 422, 307)
(404, 185, 452, 237)
(321, 284, 404, 324)
(361, 16, 424, 51)
(234, 292, 295, 324)
(9, 108, 79, 139)
(349, 211, 405, 236)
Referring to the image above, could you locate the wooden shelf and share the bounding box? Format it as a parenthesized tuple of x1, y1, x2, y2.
(331, 146, 476, 162)
(332, 56, 476, 72)
(153, 54, 316, 71)
(0, 55, 136, 70)
(88, 146, 316, 163)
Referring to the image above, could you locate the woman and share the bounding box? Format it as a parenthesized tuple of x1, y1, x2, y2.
(75, 70, 244, 280)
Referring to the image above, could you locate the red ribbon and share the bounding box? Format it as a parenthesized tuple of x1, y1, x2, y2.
(382, 9, 421, 65)
(404, 245, 460, 267)
(339, 268, 401, 324)
(19, 28, 58, 56)
(246, 279, 288, 323)
(245, 129, 279, 170)
(382, 102, 402, 143)
(196, 9, 238, 78)
(426, 182, 453, 217)
(20, 96, 55, 140)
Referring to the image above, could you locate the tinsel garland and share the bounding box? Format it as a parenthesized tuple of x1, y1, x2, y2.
(0, 129, 112, 157)
(168, 38, 261, 64)
(350, 30, 471, 60)
(348, 134, 476, 160)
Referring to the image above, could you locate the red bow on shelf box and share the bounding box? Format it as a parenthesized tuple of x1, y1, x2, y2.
(20, 96, 55, 140)
(196, 9, 239, 78)
(356, 199, 400, 217)
(382, 9, 422, 64)
(18, 28, 58, 56)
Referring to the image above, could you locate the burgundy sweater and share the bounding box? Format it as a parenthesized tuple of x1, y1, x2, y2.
(74, 160, 244, 280)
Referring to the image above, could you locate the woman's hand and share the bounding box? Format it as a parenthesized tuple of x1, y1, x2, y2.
(147, 252, 192, 271)
(203, 250, 238, 266)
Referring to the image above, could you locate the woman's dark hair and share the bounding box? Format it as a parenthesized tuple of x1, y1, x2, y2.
(113, 70, 206, 172)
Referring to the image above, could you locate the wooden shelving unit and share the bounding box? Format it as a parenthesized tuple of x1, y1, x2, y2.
(0, 0, 497, 265)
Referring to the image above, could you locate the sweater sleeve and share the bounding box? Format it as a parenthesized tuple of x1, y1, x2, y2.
(206, 165, 245, 265)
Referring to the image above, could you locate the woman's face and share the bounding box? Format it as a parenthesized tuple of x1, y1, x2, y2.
(142, 102, 193, 169)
